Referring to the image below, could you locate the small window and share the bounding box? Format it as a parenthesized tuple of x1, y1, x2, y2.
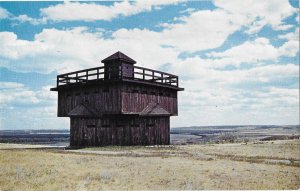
(132, 89, 139, 93)
(150, 92, 156, 95)
(87, 124, 96, 128)
(102, 119, 110, 127)
(130, 118, 139, 127)
(142, 91, 147, 94)
(159, 92, 163, 96)
(146, 118, 155, 127)
(87, 119, 96, 128)
(117, 119, 126, 127)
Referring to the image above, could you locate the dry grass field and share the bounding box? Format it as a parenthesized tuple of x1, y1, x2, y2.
(0, 140, 299, 190)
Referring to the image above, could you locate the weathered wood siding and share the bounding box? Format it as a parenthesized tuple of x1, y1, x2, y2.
(70, 116, 170, 146)
(58, 83, 178, 117)
(58, 84, 121, 117)
(121, 84, 178, 115)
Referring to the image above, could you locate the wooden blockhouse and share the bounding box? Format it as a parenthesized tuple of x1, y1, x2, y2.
(51, 51, 184, 146)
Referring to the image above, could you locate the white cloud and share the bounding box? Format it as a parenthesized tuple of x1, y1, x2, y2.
(0, 7, 10, 19)
(159, 9, 242, 52)
(0, 82, 39, 106)
(0, 32, 50, 60)
(207, 38, 279, 68)
(0, 82, 68, 130)
(40, 1, 183, 22)
(213, 0, 297, 34)
(0, 6, 46, 25)
(278, 28, 299, 57)
(11, 14, 47, 25)
(206, 36, 299, 68)
(0, 82, 56, 107)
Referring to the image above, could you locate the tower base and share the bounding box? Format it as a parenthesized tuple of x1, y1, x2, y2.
(70, 116, 170, 146)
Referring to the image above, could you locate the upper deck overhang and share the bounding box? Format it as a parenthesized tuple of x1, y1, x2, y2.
(50, 78, 184, 91)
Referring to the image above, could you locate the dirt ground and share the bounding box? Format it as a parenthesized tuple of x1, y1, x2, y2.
(0, 140, 299, 190)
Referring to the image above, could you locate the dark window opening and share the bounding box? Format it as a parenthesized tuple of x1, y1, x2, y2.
(146, 118, 155, 127)
(102, 119, 110, 127)
(142, 91, 147, 94)
(159, 92, 164, 96)
(130, 118, 139, 127)
(103, 88, 109, 92)
(87, 119, 96, 128)
(132, 89, 139, 93)
(117, 119, 126, 127)
(150, 92, 156, 95)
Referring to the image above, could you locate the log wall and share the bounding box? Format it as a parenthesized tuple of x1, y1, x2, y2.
(121, 84, 178, 115)
(70, 116, 170, 146)
(58, 84, 121, 117)
(58, 83, 178, 117)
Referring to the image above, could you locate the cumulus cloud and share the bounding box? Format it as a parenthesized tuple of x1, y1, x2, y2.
(11, 14, 47, 25)
(213, 0, 297, 34)
(0, 6, 10, 19)
(0, 82, 68, 130)
(0, 82, 56, 107)
(0, 6, 46, 25)
(0, 82, 39, 106)
(40, 0, 183, 22)
(0, 32, 50, 60)
(206, 36, 299, 68)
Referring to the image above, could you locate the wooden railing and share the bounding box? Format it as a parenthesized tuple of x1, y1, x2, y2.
(57, 66, 105, 87)
(133, 66, 178, 87)
(57, 65, 178, 87)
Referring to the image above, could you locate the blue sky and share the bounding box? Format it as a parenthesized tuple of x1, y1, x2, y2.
(0, 0, 299, 130)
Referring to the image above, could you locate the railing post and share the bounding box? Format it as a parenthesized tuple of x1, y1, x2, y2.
(161, 73, 163, 83)
(57, 76, 59, 87)
(143, 69, 145, 80)
(86, 71, 88, 81)
(76, 73, 78, 83)
(97, 68, 99, 80)
(120, 64, 123, 80)
(152, 71, 154, 81)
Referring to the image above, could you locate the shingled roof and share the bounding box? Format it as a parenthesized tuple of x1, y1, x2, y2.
(101, 51, 136, 64)
(68, 103, 98, 117)
(140, 102, 171, 116)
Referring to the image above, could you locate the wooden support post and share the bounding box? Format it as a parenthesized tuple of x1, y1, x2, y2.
(120, 64, 123, 79)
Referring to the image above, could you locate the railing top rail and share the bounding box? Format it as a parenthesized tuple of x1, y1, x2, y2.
(56, 65, 178, 87)
(57, 66, 105, 77)
(133, 66, 178, 77)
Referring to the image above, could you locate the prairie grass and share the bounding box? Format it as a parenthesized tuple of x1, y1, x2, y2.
(0, 140, 299, 190)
